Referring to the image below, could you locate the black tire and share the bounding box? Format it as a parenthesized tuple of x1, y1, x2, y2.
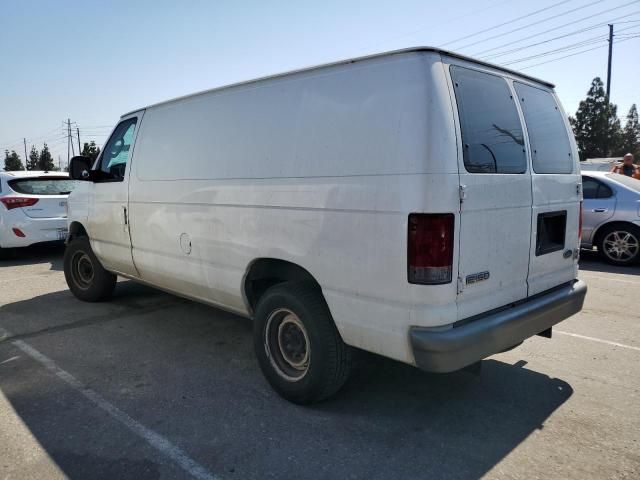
(597, 224, 640, 266)
(64, 236, 117, 301)
(253, 281, 352, 404)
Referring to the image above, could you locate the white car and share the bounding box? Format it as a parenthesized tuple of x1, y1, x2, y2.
(0, 171, 78, 254)
(65, 47, 587, 403)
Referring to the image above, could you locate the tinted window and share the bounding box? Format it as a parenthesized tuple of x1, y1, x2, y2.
(582, 177, 613, 199)
(9, 177, 80, 195)
(98, 118, 137, 181)
(515, 82, 573, 174)
(450, 66, 526, 174)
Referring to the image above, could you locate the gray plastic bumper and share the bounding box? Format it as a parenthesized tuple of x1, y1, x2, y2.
(410, 280, 587, 373)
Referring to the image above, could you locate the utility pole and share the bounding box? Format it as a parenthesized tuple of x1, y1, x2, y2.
(606, 24, 614, 100)
(67, 118, 71, 166)
(23, 138, 28, 170)
(76, 127, 81, 155)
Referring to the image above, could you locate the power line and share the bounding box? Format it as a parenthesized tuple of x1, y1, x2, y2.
(518, 34, 640, 69)
(363, 0, 515, 50)
(454, 0, 604, 51)
(481, 13, 640, 60)
(472, 1, 640, 56)
(501, 23, 640, 65)
(439, 0, 574, 47)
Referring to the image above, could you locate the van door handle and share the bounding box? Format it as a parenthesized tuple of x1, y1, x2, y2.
(122, 206, 128, 225)
(592, 208, 608, 213)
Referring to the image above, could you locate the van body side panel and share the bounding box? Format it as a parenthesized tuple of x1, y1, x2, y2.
(128, 51, 459, 364)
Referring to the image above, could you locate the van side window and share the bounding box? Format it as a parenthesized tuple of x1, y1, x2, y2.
(515, 83, 573, 174)
(582, 177, 613, 199)
(450, 66, 526, 174)
(97, 118, 137, 181)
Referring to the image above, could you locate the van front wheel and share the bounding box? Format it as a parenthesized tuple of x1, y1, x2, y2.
(64, 237, 117, 302)
(253, 282, 352, 404)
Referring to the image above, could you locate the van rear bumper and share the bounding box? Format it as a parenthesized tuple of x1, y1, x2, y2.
(410, 279, 587, 373)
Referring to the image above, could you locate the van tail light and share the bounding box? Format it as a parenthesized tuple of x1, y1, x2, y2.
(12, 228, 26, 238)
(579, 201, 583, 240)
(0, 197, 39, 210)
(408, 213, 455, 285)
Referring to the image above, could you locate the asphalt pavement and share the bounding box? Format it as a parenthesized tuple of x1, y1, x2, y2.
(0, 246, 638, 479)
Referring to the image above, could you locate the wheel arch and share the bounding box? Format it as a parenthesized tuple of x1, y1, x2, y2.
(67, 221, 88, 243)
(242, 258, 322, 316)
(593, 220, 640, 248)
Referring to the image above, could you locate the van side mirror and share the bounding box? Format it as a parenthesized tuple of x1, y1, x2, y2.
(69, 156, 93, 181)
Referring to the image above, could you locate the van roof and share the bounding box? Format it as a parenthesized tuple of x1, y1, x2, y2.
(123, 46, 555, 117)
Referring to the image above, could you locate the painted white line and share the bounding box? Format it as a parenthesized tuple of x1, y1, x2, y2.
(556, 330, 640, 352)
(4, 334, 218, 480)
(0, 355, 20, 365)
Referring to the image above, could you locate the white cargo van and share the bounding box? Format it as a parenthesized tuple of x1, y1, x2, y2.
(65, 47, 587, 403)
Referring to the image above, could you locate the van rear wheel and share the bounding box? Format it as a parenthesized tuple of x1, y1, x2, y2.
(253, 281, 352, 404)
(64, 237, 117, 301)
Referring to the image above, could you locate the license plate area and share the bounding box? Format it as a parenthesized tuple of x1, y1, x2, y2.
(536, 211, 566, 256)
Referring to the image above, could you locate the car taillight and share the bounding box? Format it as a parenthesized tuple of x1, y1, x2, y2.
(579, 201, 583, 240)
(0, 197, 39, 210)
(408, 213, 454, 285)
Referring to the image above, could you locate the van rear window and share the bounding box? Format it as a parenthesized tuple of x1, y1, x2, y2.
(514, 82, 573, 174)
(450, 66, 526, 174)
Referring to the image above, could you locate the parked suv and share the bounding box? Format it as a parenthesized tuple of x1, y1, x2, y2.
(64, 48, 587, 403)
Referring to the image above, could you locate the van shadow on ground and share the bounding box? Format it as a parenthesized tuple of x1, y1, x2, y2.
(0, 283, 573, 480)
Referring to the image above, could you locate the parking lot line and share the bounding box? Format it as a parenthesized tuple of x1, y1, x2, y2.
(0, 327, 219, 480)
(555, 330, 640, 352)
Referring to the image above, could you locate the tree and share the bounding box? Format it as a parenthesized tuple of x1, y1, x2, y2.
(81, 141, 101, 161)
(27, 145, 39, 170)
(3, 150, 24, 171)
(38, 143, 56, 171)
(620, 104, 640, 158)
(569, 77, 623, 160)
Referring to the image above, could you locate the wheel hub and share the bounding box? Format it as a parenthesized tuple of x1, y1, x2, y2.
(604, 231, 639, 261)
(265, 309, 310, 381)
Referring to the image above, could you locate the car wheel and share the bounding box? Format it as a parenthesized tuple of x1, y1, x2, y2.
(598, 224, 640, 266)
(253, 281, 352, 404)
(64, 236, 117, 301)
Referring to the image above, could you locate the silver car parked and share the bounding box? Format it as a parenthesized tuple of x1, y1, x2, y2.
(581, 171, 640, 266)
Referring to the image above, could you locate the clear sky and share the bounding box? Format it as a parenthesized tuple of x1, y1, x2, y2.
(1, 0, 639, 168)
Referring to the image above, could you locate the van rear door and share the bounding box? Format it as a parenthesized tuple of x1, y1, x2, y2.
(449, 65, 533, 319)
(513, 82, 580, 295)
